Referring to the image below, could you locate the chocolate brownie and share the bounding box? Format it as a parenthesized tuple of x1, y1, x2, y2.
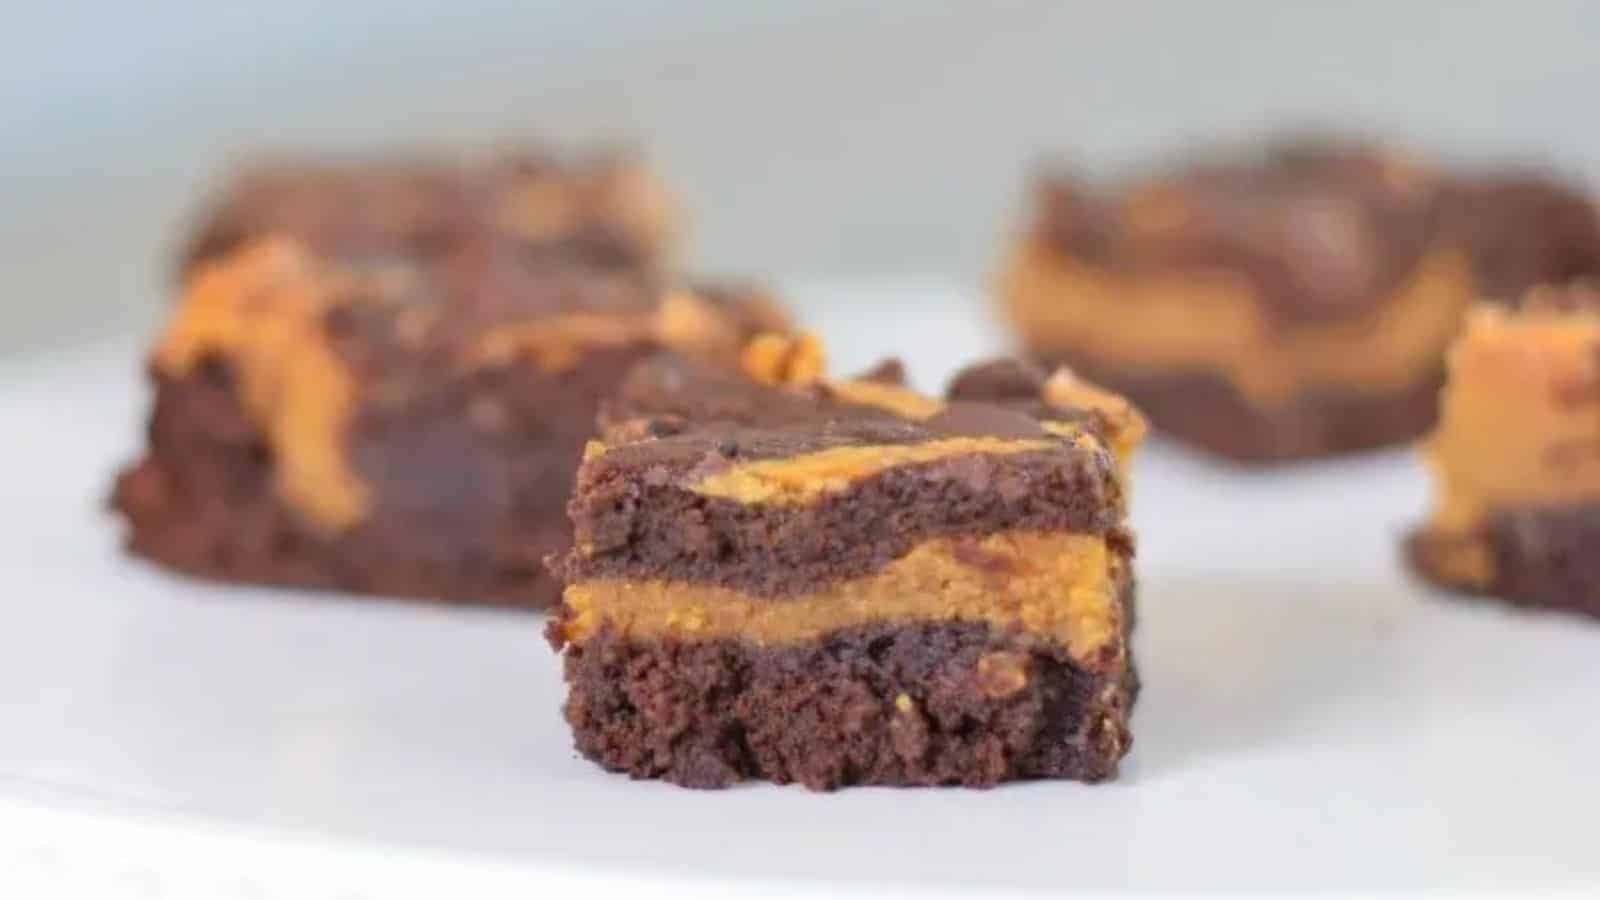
(548, 340, 1144, 789)
(178, 151, 676, 278)
(1438, 173, 1600, 303)
(1408, 285, 1600, 616)
(1000, 138, 1600, 461)
(113, 155, 788, 609)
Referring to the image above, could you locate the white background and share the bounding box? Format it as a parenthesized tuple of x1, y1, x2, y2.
(3, 1, 1599, 352)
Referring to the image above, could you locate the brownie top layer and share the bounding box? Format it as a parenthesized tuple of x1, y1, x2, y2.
(1033, 138, 1443, 324)
(1437, 173, 1600, 302)
(945, 357, 1147, 469)
(562, 340, 1137, 595)
(153, 239, 782, 533)
(169, 237, 775, 386)
(599, 342, 936, 437)
(172, 149, 786, 377)
(588, 403, 1057, 475)
(172, 150, 680, 381)
(594, 344, 1143, 463)
(180, 150, 678, 278)
(565, 425, 1122, 595)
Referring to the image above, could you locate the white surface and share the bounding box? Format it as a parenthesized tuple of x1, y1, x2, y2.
(4, 283, 1600, 895)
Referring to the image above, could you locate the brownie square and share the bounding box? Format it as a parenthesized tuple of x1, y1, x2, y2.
(1409, 285, 1600, 615)
(112, 153, 786, 609)
(177, 151, 677, 278)
(548, 342, 1144, 789)
(999, 137, 1600, 461)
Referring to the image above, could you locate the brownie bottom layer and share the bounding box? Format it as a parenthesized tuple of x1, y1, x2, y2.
(1030, 350, 1442, 462)
(114, 453, 565, 609)
(556, 619, 1137, 790)
(1409, 505, 1600, 617)
(110, 356, 620, 610)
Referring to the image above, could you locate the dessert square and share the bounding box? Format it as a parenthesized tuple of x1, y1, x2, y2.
(113, 153, 785, 609)
(1409, 286, 1600, 614)
(548, 343, 1144, 789)
(1000, 139, 1600, 461)
(178, 151, 677, 278)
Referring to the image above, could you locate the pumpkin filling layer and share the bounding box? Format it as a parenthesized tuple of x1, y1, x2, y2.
(559, 530, 1124, 668)
(1002, 239, 1476, 408)
(1416, 302, 1600, 588)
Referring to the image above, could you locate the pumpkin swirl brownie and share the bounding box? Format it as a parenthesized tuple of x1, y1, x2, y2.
(1409, 285, 1600, 615)
(112, 153, 787, 609)
(999, 138, 1600, 461)
(177, 150, 680, 278)
(548, 340, 1145, 789)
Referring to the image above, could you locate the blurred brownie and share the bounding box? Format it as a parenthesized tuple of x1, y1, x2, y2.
(1409, 285, 1600, 615)
(548, 340, 1144, 789)
(1000, 139, 1600, 461)
(1438, 174, 1600, 303)
(178, 151, 677, 278)
(113, 155, 787, 609)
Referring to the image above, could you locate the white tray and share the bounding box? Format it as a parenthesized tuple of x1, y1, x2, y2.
(4, 282, 1599, 897)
